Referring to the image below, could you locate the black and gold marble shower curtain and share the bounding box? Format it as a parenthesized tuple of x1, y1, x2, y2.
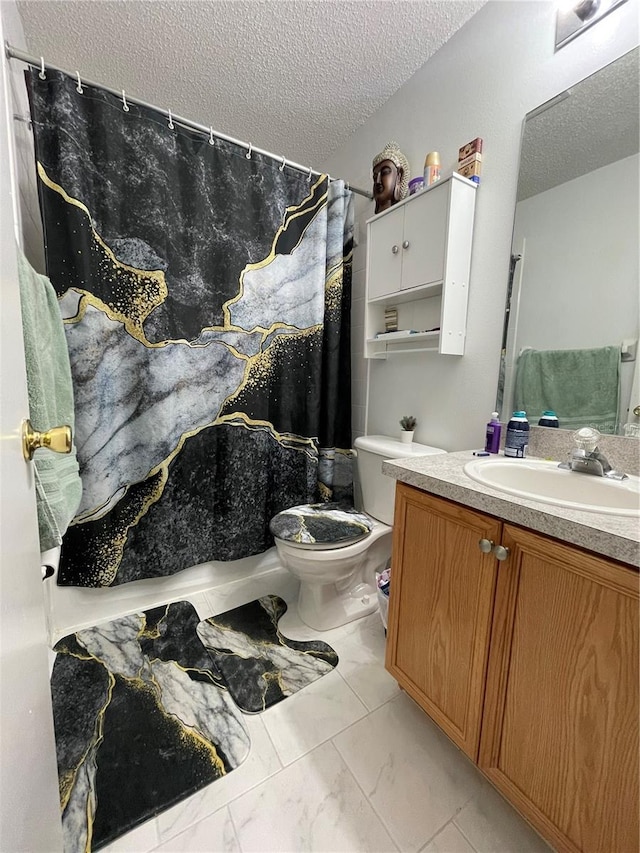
(27, 70, 353, 587)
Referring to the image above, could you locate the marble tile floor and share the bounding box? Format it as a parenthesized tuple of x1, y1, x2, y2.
(62, 567, 551, 853)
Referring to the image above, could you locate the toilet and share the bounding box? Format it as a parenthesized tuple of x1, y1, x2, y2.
(269, 435, 446, 631)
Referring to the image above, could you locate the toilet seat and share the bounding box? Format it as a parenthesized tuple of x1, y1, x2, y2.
(269, 502, 373, 551)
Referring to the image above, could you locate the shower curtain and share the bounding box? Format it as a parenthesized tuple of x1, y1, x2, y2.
(26, 69, 353, 588)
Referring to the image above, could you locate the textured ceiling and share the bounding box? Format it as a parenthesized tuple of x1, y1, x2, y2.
(15, 0, 485, 171)
(518, 47, 639, 201)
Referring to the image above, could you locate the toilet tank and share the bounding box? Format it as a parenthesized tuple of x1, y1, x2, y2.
(353, 435, 446, 525)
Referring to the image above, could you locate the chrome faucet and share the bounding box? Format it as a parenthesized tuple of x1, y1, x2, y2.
(558, 428, 628, 480)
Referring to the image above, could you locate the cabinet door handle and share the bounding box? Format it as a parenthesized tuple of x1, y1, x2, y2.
(493, 545, 510, 561)
(478, 538, 495, 554)
(402, 240, 410, 249)
(391, 245, 399, 254)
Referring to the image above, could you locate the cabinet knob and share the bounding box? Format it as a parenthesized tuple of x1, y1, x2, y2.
(402, 240, 410, 249)
(391, 245, 399, 254)
(493, 545, 510, 561)
(478, 538, 494, 554)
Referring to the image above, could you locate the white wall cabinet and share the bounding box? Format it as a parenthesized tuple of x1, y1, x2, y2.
(364, 173, 477, 358)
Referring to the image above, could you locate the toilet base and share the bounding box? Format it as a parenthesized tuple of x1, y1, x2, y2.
(297, 579, 378, 632)
(273, 522, 392, 632)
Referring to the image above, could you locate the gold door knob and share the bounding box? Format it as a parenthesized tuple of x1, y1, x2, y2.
(634, 405, 640, 418)
(22, 419, 72, 461)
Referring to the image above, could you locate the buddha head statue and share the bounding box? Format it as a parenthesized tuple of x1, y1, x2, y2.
(372, 141, 410, 213)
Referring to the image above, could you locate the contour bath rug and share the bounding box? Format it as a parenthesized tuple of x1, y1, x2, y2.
(197, 594, 339, 713)
(50, 600, 250, 852)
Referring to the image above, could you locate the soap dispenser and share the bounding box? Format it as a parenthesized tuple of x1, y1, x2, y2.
(484, 412, 502, 454)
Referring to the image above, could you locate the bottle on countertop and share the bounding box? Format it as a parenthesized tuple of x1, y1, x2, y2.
(423, 152, 441, 187)
(504, 411, 529, 458)
(538, 410, 559, 428)
(484, 412, 502, 454)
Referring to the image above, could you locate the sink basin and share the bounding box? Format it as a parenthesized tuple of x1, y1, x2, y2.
(463, 458, 640, 516)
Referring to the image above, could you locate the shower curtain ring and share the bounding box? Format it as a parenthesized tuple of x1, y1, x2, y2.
(122, 90, 130, 112)
(246, 142, 252, 160)
(167, 108, 174, 130)
(76, 72, 83, 94)
(39, 57, 46, 80)
(279, 155, 286, 172)
(307, 166, 313, 182)
(209, 127, 215, 146)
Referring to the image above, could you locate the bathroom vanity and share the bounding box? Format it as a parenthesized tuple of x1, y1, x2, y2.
(383, 450, 639, 853)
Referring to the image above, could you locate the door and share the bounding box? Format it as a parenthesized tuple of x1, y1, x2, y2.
(480, 525, 639, 853)
(0, 14, 64, 851)
(400, 183, 447, 291)
(385, 484, 500, 760)
(366, 205, 404, 301)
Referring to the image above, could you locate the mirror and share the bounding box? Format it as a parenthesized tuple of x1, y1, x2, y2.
(497, 47, 639, 436)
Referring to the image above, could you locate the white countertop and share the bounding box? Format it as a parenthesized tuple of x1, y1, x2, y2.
(382, 450, 640, 569)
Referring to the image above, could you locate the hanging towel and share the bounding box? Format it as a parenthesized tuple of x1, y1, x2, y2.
(514, 345, 620, 434)
(17, 248, 82, 550)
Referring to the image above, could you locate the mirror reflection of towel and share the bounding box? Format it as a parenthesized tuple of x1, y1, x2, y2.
(514, 346, 620, 434)
(18, 248, 82, 550)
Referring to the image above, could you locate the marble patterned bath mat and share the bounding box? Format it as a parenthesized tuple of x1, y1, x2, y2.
(50, 600, 250, 852)
(197, 594, 339, 713)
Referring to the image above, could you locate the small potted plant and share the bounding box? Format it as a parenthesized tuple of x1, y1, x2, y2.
(399, 415, 417, 444)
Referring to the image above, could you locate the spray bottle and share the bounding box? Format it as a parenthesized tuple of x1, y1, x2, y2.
(504, 412, 530, 458)
(423, 152, 441, 187)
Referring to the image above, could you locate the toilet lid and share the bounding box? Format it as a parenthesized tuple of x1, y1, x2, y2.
(269, 502, 373, 547)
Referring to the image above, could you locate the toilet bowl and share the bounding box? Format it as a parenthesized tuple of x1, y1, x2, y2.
(270, 435, 446, 631)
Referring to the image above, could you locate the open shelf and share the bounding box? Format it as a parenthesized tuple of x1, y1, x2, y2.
(366, 330, 441, 359)
(367, 281, 443, 306)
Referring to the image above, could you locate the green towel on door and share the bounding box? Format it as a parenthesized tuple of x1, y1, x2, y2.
(18, 249, 82, 550)
(514, 346, 620, 434)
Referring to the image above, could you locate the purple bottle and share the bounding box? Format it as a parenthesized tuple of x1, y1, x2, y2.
(484, 412, 502, 454)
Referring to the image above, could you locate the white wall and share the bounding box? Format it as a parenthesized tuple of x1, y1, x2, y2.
(323, 0, 639, 450)
(513, 154, 639, 353)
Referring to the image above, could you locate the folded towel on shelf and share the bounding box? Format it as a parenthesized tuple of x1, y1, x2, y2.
(514, 345, 620, 434)
(18, 249, 82, 550)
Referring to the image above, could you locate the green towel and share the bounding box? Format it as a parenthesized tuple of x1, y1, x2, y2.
(514, 346, 620, 434)
(18, 249, 82, 550)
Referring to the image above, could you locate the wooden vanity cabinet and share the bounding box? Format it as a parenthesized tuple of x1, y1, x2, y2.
(480, 524, 639, 853)
(385, 483, 501, 760)
(386, 482, 639, 853)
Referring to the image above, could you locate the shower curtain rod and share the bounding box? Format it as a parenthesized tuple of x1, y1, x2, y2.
(5, 42, 373, 199)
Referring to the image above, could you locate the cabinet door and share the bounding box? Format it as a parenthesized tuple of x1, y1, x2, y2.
(385, 484, 500, 760)
(367, 206, 405, 301)
(480, 525, 639, 853)
(400, 183, 447, 292)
